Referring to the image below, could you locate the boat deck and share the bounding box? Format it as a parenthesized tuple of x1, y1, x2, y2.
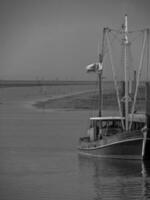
(79, 130, 145, 149)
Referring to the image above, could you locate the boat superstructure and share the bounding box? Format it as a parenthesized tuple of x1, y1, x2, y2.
(78, 15, 150, 160)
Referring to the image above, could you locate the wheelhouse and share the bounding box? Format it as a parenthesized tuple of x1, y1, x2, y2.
(89, 116, 124, 130)
(86, 116, 145, 142)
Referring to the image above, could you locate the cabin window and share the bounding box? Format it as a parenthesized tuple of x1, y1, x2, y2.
(131, 122, 145, 130)
(89, 119, 124, 130)
(108, 120, 113, 127)
(107, 120, 116, 129)
(114, 120, 122, 129)
(102, 121, 107, 128)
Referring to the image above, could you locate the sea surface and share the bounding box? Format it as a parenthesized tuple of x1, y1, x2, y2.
(0, 84, 150, 200)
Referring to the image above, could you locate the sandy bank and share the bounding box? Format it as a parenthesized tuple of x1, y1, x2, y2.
(32, 88, 146, 112)
(33, 90, 119, 110)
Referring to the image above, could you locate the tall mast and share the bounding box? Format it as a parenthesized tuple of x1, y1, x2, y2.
(98, 28, 106, 117)
(124, 14, 129, 131)
(98, 59, 102, 117)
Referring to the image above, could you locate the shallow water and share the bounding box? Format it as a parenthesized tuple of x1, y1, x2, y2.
(0, 85, 150, 200)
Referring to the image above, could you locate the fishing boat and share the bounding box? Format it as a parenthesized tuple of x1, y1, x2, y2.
(78, 15, 150, 160)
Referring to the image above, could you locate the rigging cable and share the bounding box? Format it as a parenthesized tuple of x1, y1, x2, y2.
(106, 29, 125, 130)
(129, 30, 147, 130)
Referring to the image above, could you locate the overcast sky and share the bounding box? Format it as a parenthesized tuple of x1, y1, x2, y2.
(0, 0, 150, 80)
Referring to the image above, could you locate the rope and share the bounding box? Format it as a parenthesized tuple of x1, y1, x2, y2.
(106, 30, 125, 130)
(102, 30, 121, 61)
(129, 30, 147, 130)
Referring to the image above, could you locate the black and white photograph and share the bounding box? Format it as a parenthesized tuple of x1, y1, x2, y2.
(0, 0, 150, 199)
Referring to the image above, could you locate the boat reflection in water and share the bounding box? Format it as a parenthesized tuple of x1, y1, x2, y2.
(78, 155, 150, 200)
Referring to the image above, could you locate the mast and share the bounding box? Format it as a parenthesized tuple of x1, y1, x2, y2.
(123, 14, 129, 131)
(98, 28, 106, 117)
(98, 60, 102, 117)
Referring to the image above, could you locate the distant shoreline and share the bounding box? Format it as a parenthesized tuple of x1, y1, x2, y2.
(0, 80, 147, 88)
(0, 80, 98, 88)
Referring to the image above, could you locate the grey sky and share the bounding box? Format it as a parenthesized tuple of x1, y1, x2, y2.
(0, 0, 150, 80)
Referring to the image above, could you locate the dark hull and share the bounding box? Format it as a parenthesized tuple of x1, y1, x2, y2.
(143, 139, 150, 159)
(79, 138, 150, 160)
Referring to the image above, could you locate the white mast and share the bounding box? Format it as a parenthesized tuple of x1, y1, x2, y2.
(124, 14, 129, 131)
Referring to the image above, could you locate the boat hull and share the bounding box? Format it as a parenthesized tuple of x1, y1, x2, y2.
(79, 138, 150, 160)
(143, 139, 150, 159)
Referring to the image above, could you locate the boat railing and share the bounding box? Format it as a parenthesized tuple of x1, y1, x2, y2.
(101, 128, 122, 136)
(79, 129, 144, 148)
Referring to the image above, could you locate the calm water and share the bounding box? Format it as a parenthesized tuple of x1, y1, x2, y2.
(0, 85, 150, 200)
